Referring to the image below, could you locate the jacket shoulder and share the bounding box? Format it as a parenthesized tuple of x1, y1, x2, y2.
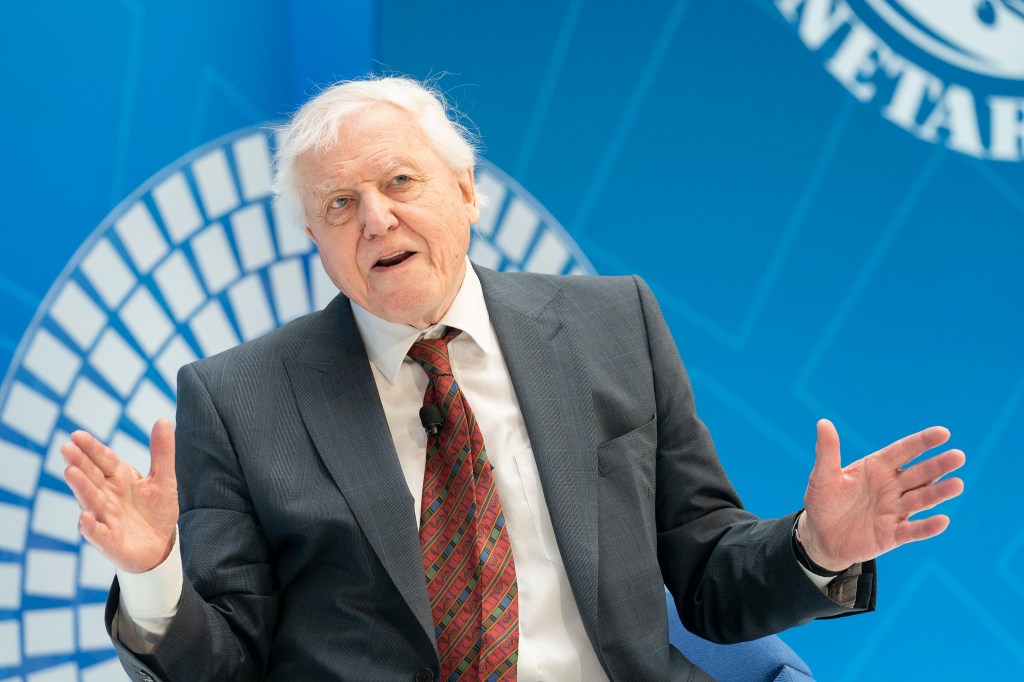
(478, 266, 644, 307)
(185, 294, 346, 381)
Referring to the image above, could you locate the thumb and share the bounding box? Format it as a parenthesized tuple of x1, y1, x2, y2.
(148, 418, 176, 484)
(813, 418, 842, 479)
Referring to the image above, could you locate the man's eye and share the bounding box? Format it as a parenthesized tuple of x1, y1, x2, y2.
(393, 175, 410, 186)
(329, 196, 350, 209)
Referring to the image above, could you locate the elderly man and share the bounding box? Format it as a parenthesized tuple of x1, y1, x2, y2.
(62, 76, 965, 681)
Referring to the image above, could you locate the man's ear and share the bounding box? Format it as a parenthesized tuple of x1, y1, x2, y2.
(459, 168, 481, 225)
(304, 225, 318, 245)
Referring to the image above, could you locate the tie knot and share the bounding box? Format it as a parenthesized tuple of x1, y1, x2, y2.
(407, 327, 462, 378)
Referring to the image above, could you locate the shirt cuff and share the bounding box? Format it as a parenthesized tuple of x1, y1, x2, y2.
(800, 563, 836, 590)
(116, 528, 183, 620)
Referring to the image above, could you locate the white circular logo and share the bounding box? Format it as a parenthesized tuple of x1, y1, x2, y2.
(865, 0, 1024, 79)
(0, 126, 594, 680)
(775, 0, 1024, 160)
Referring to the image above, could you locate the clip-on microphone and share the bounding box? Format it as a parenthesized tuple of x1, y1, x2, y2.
(419, 404, 443, 438)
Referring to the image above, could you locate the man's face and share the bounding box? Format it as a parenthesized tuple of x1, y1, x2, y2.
(297, 104, 480, 328)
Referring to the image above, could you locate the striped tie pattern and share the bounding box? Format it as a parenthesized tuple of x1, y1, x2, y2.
(408, 328, 519, 681)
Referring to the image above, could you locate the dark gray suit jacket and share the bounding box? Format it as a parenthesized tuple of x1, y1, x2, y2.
(106, 266, 875, 681)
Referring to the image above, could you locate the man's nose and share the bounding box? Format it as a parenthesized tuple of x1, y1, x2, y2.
(360, 191, 399, 238)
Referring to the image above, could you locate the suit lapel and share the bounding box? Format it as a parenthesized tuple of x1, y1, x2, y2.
(476, 267, 601, 643)
(282, 297, 436, 649)
(278, 272, 603, 653)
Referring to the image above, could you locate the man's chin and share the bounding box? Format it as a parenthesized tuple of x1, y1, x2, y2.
(366, 294, 445, 329)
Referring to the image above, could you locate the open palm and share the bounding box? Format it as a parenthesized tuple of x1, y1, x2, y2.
(61, 419, 179, 574)
(799, 419, 965, 571)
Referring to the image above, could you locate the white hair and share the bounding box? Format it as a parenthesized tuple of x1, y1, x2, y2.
(272, 76, 480, 230)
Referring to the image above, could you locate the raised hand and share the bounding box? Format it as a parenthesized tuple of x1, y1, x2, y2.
(61, 419, 179, 574)
(798, 419, 965, 572)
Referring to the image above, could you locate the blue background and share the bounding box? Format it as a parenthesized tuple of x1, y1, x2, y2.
(1, 0, 1022, 678)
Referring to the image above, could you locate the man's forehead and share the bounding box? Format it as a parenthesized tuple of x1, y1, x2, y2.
(305, 154, 420, 194)
(295, 104, 446, 192)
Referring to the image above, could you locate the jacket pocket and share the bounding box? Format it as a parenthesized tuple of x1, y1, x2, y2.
(597, 415, 656, 477)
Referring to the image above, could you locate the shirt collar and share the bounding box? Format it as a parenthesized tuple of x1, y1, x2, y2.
(350, 263, 495, 384)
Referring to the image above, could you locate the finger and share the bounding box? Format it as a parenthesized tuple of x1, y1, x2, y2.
(895, 514, 950, 545)
(880, 426, 951, 469)
(898, 449, 966, 491)
(69, 430, 121, 477)
(148, 419, 176, 483)
(812, 419, 842, 477)
(78, 510, 111, 551)
(900, 477, 965, 514)
(60, 441, 106, 488)
(64, 466, 108, 515)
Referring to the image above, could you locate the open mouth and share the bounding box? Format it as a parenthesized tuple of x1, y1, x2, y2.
(374, 251, 415, 269)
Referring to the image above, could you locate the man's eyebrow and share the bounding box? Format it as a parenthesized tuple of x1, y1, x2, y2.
(380, 159, 403, 175)
(380, 157, 423, 175)
(311, 181, 343, 196)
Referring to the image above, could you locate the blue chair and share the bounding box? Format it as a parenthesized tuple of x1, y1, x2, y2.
(666, 590, 814, 681)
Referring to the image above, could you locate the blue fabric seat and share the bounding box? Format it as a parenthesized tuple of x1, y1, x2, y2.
(666, 590, 814, 681)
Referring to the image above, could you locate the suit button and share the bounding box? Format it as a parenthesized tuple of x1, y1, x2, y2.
(415, 669, 434, 682)
(136, 671, 154, 682)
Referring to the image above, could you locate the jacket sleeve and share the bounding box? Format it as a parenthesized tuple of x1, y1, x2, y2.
(105, 361, 279, 681)
(635, 275, 876, 644)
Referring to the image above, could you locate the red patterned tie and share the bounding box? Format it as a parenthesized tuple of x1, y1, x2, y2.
(408, 328, 519, 681)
